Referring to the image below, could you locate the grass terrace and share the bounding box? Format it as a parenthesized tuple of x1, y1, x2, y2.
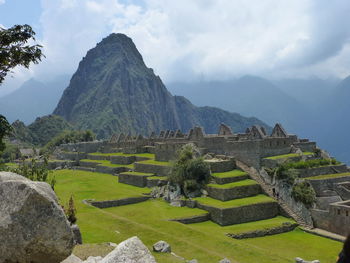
(188, 216, 295, 235)
(4, 162, 18, 168)
(264, 152, 313, 160)
(147, 176, 168, 180)
(207, 179, 258, 189)
(211, 169, 247, 178)
(137, 159, 171, 166)
(195, 194, 275, 208)
(89, 152, 155, 159)
(80, 159, 134, 168)
(306, 172, 350, 180)
(50, 169, 342, 263)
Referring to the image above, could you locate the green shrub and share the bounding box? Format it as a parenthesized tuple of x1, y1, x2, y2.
(292, 181, 316, 208)
(168, 144, 210, 197)
(65, 195, 77, 224)
(1, 142, 21, 162)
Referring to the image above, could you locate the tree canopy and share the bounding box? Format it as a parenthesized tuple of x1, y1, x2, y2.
(0, 24, 44, 84)
(0, 115, 12, 153)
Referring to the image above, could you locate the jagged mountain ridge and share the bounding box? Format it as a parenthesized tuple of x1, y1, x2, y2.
(54, 33, 268, 138)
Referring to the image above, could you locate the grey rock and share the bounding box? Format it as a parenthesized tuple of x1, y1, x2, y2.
(187, 260, 198, 263)
(100, 236, 156, 263)
(71, 224, 83, 244)
(219, 258, 231, 263)
(153, 240, 171, 253)
(0, 172, 74, 263)
(61, 254, 83, 263)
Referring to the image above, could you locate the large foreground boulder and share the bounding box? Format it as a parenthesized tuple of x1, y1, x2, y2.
(0, 172, 74, 263)
(101, 236, 156, 263)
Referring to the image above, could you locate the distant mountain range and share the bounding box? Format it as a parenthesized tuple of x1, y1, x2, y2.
(1, 33, 349, 164)
(0, 76, 70, 124)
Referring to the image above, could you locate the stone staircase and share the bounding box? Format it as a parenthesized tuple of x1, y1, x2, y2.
(236, 160, 310, 228)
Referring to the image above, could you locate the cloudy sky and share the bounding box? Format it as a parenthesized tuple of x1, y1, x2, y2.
(1, 0, 350, 95)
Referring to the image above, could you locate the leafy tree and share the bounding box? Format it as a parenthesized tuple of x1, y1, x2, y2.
(0, 24, 44, 156)
(169, 143, 211, 197)
(0, 24, 44, 83)
(0, 115, 12, 153)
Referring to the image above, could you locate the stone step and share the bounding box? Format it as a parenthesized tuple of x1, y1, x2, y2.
(134, 160, 171, 177)
(206, 179, 262, 201)
(169, 213, 210, 224)
(146, 176, 168, 188)
(193, 195, 278, 226)
(119, 172, 155, 187)
(211, 169, 249, 184)
(204, 158, 235, 173)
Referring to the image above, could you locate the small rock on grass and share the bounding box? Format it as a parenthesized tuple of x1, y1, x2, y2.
(153, 240, 171, 253)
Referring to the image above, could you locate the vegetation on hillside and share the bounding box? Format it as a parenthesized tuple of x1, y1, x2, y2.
(291, 181, 316, 208)
(42, 130, 95, 153)
(168, 144, 210, 197)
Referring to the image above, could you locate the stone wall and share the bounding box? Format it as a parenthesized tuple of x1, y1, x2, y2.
(59, 141, 105, 153)
(89, 196, 150, 208)
(118, 173, 152, 187)
(308, 176, 350, 196)
(110, 155, 136, 164)
(328, 201, 350, 236)
(335, 182, 350, 200)
(170, 214, 210, 224)
(205, 159, 236, 173)
(134, 163, 171, 177)
(206, 184, 262, 201)
(227, 222, 298, 239)
(197, 201, 278, 226)
(95, 166, 129, 175)
(311, 209, 330, 230)
(297, 164, 348, 178)
(211, 173, 249, 185)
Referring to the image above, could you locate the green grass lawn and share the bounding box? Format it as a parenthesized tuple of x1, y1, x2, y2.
(212, 169, 247, 178)
(80, 159, 134, 168)
(52, 169, 342, 263)
(207, 179, 258, 189)
(306, 172, 350, 180)
(89, 152, 155, 159)
(264, 152, 313, 160)
(194, 195, 275, 208)
(137, 159, 171, 166)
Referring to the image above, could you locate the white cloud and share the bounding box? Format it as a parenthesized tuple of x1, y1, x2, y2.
(4, 0, 350, 92)
(0, 0, 5, 5)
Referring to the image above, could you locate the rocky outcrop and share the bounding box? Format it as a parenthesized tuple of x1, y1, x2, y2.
(100, 236, 156, 263)
(0, 172, 74, 263)
(153, 241, 171, 253)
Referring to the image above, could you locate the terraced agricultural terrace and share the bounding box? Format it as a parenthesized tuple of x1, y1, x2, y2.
(46, 143, 343, 262)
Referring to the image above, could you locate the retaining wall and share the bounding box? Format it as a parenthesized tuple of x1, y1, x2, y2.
(134, 163, 171, 177)
(197, 201, 278, 226)
(211, 174, 249, 185)
(170, 214, 210, 224)
(119, 173, 152, 187)
(89, 196, 150, 208)
(207, 184, 262, 201)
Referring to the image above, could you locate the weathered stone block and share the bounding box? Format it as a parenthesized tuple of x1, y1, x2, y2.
(207, 184, 262, 201)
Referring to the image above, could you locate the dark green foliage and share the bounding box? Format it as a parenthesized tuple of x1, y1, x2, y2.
(275, 166, 299, 185)
(292, 181, 316, 208)
(11, 115, 73, 146)
(42, 130, 95, 153)
(1, 141, 21, 162)
(0, 115, 12, 153)
(53, 33, 269, 139)
(10, 157, 55, 189)
(0, 24, 44, 84)
(65, 195, 77, 224)
(169, 144, 210, 197)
